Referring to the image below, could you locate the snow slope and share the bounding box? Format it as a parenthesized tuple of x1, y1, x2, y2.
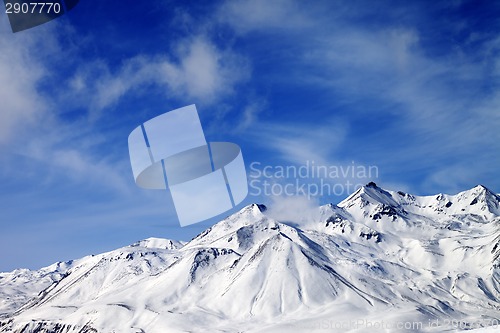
(0, 262, 72, 317)
(0, 184, 499, 332)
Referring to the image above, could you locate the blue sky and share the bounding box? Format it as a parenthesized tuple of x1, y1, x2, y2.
(0, 0, 499, 272)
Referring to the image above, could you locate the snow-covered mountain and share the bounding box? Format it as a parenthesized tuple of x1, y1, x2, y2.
(0, 184, 499, 332)
(0, 237, 185, 316)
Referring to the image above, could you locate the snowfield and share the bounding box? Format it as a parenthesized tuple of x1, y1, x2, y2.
(0, 183, 498, 332)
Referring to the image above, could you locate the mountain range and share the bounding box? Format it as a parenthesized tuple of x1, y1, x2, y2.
(0, 183, 499, 332)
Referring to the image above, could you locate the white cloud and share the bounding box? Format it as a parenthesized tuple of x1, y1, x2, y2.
(0, 28, 50, 145)
(218, 0, 312, 33)
(265, 195, 321, 225)
(235, 99, 267, 131)
(67, 36, 249, 118)
(0, 25, 131, 194)
(161, 37, 250, 102)
(0, 13, 253, 206)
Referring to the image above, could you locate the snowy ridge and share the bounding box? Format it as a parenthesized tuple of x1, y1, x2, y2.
(129, 237, 185, 250)
(0, 184, 499, 332)
(0, 262, 72, 318)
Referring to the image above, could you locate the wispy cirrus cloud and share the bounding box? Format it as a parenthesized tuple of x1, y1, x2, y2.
(216, 0, 500, 194)
(0, 19, 52, 145)
(0, 23, 251, 189)
(66, 36, 249, 119)
(246, 118, 349, 166)
(234, 99, 267, 131)
(217, 0, 312, 33)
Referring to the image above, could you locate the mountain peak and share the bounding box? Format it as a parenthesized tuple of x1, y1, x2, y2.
(251, 203, 267, 212)
(455, 184, 499, 199)
(455, 184, 500, 215)
(338, 182, 397, 209)
(471, 184, 497, 196)
(361, 182, 393, 197)
(454, 184, 498, 202)
(187, 203, 269, 247)
(336, 183, 500, 225)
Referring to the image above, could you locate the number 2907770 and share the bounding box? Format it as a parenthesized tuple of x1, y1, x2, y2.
(5, 2, 62, 14)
